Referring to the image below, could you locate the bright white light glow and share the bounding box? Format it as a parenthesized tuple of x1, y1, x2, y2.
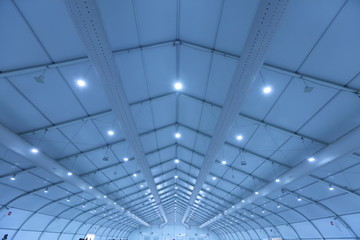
(297, 197, 302, 201)
(329, 185, 334, 191)
(31, 148, 39, 153)
(308, 157, 316, 162)
(104, 195, 107, 198)
(107, 130, 114, 136)
(236, 135, 243, 141)
(255, 191, 259, 195)
(241, 200, 245, 203)
(44, 188, 48, 193)
(140, 184, 144, 188)
(174, 82, 183, 90)
(89, 186, 93, 189)
(174, 175, 178, 179)
(277, 204, 281, 208)
(275, 178, 280, 183)
(206, 187, 210, 191)
(133, 173, 137, 177)
(67, 198, 70, 202)
(221, 160, 227, 165)
(174, 159, 180, 164)
(10, 175, 16, 181)
(76, 79, 86, 87)
(212, 176, 217, 181)
(175, 133, 181, 139)
(263, 86, 272, 94)
(67, 172, 73, 176)
(175, 186, 178, 189)
(123, 157, 129, 162)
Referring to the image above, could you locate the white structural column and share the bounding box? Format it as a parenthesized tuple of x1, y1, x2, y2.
(0, 124, 149, 226)
(182, 0, 288, 227)
(201, 125, 360, 228)
(63, 0, 168, 226)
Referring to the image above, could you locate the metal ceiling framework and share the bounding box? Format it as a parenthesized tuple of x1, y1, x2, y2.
(63, 0, 168, 227)
(1, 0, 360, 240)
(182, 0, 289, 226)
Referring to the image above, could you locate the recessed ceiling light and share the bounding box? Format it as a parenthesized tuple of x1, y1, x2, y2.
(297, 197, 302, 201)
(123, 157, 129, 162)
(107, 130, 114, 136)
(308, 157, 316, 162)
(263, 86, 272, 94)
(255, 191, 259, 195)
(221, 160, 227, 165)
(174, 159, 180, 164)
(277, 204, 280, 208)
(67, 198, 70, 202)
(175, 133, 181, 139)
(174, 175, 178, 179)
(236, 135, 243, 141)
(89, 186, 93, 189)
(10, 175, 16, 181)
(329, 185, 334, 191)
(175, 186, 178, 189)
(31, 148, 39, 153)
(212, 176, 216, 180)
(206, 187, 210, 191)
(67, 172, 73, 176)
(275, 178, 280, 183)
(104, 195, 107, 198)
(44, 188, 48, 193)
(133, 173, 137, 177)
(76, 79, 86, 87)
(174, 82, 183, 90)
(241, 200, 245, 203)
(140, 184, 144, 188)
(82, 204, 86, 208)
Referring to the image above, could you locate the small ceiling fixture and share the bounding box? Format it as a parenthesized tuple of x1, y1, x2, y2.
(76, 79, 86, 87)
(133, 173, 137, 177)
(308, 157, 316, 162)
(123, 157, 129, 162)
(263, 86, 272, 94)
(174, 159, 180, 164)
(10, 174, 16, 181)
(275, 178, 280, 183)
(174, 82, 183, 90)
(329, 185, 334, 191)
(103, 195, 107, 198)
(89, 186, 93, 189)
(31, 148, 39, 153)
(107, 130, 114, 136)
(241, 199, 245, 203)
(44, 188, 48, 193)
(174, 175, 178, 179)
(236, 135, 243, 141)
(212, 176, 217, 180)
(297, 196, 302, 201)
(67, 172, 73, 176)
(67, 198, 70, 202)
(255, 191, 259, 195)
(175, 132, 181, 139)
(221, 160, 227, 165)
(277, 204, 280, 209)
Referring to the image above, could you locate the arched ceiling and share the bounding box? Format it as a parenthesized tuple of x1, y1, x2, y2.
(0, 0, 360, 240)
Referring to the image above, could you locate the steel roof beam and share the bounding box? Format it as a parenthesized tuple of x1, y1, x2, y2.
(182, 0, 288, 225)
(64, 0, 168, 226)
(201, 125, 360, 227)
(0, 123, 148, 226)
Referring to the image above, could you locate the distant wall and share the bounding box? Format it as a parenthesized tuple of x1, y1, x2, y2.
(128, 224, 219, 240)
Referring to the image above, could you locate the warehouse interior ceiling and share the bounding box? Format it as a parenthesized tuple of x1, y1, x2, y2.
(0, 0, 360, 240)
